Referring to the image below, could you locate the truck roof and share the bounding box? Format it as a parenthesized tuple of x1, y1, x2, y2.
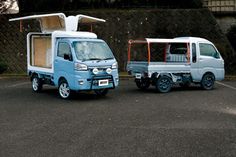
(52, 31, 97, 39)
(174, 37, 211, 43)
(145, 37, 212, 44)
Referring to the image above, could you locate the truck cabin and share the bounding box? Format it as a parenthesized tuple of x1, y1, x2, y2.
(128, 38, 191, 64)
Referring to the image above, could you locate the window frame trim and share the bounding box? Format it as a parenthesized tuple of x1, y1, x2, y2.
(198, 42, 220, 59)
(57, 41, 73, 61)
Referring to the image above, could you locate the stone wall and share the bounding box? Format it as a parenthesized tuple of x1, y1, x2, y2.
(0, 9, 235, 74)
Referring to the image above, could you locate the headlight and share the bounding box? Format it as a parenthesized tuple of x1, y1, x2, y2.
(112, 62, 118, 69)
(74, 63, 88, 71)
(92, 68, 99, 75)
(106, 68, 112, 74)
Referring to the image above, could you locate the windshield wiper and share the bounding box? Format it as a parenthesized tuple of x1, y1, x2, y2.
(89, 58, 102, 60)
(104, 57, 114, 60)
(83, 58, 102, 61)
(82, 58, 114, 62)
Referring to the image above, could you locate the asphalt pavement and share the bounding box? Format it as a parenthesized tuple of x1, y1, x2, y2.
(0, 78, 236, 157)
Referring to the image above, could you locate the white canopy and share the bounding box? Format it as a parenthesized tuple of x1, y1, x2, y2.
(146, 38, 190, 43)
(146, 37, 210, 43)
(129, 37, 210, 44)
(9, 13, 106, 33)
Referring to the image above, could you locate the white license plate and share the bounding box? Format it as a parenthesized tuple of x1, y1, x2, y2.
(98, 79, 109, 86)
(135, 73, 141, 79)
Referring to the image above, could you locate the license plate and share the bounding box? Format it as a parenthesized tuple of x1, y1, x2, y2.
(98, 79, 109, 86)
(135, 73, 141, 79)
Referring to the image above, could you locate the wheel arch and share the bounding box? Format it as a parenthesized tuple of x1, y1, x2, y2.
(30, 72, 39, 81)
(202, 71, 215, 81)
(151, 72, 172, 79)
(58, 76, 67, 85)
(159, 73, 173, 82)
(151, 72, 173, 83)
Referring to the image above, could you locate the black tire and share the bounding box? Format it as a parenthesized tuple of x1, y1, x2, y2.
(94, 89, 109, 96)
(201, 73, 215, 90)
(135, 79, 150, 90)
(156, 75, 172, 93)
(58, 79, 72, 99)
(31, 75, 42, 92)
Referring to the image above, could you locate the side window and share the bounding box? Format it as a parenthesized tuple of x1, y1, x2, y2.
(199, 43, 219, 58)
(57, 42, 72, 59)
(192, 43, 196, 63)
(169, 43, 187, 55)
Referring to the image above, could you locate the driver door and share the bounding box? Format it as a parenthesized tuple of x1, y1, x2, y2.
(54, 40, 74, 85)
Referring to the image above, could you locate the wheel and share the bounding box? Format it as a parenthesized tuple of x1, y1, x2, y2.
(31, 75, 42, 92)
(156, 75, 172, 93)
(58, 79, 72, 99)
(201, 73, 215, 90)
(135, 79, 150, 90)
(94, 89, 109, 96)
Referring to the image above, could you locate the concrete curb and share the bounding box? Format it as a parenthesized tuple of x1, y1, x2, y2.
(0, 74, 28, 79)
(224, 76, 236, 81)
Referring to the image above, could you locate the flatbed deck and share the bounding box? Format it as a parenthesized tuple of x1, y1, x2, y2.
(127, 61, 191, 77)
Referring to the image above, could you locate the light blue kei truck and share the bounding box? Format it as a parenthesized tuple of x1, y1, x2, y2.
(10, 13, 119, 99)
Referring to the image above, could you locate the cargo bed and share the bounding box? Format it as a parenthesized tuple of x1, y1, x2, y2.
(127, 61, 191, 77)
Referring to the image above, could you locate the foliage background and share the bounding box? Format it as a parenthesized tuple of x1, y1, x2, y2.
(1, 8, 235, 74)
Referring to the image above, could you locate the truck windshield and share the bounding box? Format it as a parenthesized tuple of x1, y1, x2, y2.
(73, 41, 114, 61)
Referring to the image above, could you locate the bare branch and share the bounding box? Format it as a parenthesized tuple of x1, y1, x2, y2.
(0, 0, 19, 14)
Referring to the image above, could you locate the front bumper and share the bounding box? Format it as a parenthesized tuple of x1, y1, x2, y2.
(73, 71, 119, 91)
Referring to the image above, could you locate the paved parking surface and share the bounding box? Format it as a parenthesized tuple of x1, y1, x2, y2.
(0, 78, 236, 157)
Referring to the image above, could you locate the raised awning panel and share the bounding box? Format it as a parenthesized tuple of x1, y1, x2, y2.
(40, 15, 65, 32)
(76, 14, 106, 24)
(9, 13, 105, 33)
(9, 13, 66, 33)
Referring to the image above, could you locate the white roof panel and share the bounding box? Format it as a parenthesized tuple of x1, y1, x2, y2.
(77, 14, 106, 23)
(9, 13, 105, 33)
(146, 38, 190, 43)
(146, 37, 211, 43)
(9, 13, 66, 22)
(52, 31, 97, 39)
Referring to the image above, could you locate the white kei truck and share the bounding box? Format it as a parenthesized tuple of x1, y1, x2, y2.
(9, 13, 119, 99)
(127, 37, 225, 92)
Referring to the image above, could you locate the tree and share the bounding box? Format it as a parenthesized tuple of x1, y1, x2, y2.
(17, 0, 203, 13)
(0, 0, 19, 14)
(227, 25, 236, 51)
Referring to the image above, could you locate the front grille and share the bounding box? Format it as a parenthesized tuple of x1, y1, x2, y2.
(88, 66, 111, 70)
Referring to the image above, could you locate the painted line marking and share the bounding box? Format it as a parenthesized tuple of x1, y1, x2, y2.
(7, 82, 29, 88)
(216, 81, 236, 90)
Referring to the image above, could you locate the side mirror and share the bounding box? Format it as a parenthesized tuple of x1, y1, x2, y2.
(214, 52, 220, 59)
(64, 54, 72, 61)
